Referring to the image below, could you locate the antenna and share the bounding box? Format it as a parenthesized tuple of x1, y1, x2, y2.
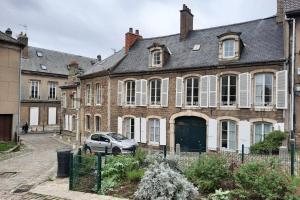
(19, 24, 28, 33)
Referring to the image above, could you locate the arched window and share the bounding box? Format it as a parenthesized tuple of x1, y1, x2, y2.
(221, 120, 237, 151)
(255, 73, 273, 107)
(95, 116, 101, 132)
(149, 79, 161, 105)
(123, 117, 134, 139)
(85, 115, 91, 130)
(254, 122, 272, 144)
(149, 118, 160, 144)
(221, 75, 237, 106)
(185, 77, 199, 106)
(223, 40, 235, 58)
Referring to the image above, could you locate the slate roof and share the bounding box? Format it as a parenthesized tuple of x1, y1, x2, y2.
(22, 46, 95, 76)
(83, 48, 126, 76)
(285, 0, 300, 13)
(112, 16, 284, 74)
(0, 31, 23, 46)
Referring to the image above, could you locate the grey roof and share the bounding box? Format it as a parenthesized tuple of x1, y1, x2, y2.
(0, 31, 23, 46)
(112, 16, 284, 74)
(285, 0, 300, 13)
(22, 46, 95, 75)
(83, 48, 126, 76)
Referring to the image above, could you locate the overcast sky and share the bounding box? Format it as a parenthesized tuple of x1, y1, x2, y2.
(1, 0, 277, 59)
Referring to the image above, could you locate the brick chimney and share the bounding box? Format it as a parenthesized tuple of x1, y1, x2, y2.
(17, 32, 29, 59)
(125, 28, 142, 54)
(5, 28, 12, 37)
(276, 0, 284, 23)
(180, 4, 193, 40)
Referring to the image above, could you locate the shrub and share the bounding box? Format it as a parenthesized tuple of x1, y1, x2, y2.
(134, 147, 147, 166)
(126, 169, 145, 183)
(233, 161, 293, 200)
(208, 189, 231, 200)
(134, 162, 199, 200)
(250, 131, 287, 154)
(185, 154, 231, 193)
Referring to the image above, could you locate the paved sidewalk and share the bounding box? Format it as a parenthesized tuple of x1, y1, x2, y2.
(31, 178, 127, 200)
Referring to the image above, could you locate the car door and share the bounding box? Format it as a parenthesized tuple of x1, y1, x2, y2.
(88, 134, 101, 152)
(99, 135, 111, 152)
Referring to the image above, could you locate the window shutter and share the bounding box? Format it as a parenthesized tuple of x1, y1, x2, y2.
(200, 76, 208, 107)
(117, 117, 122, 134)
(159, 118, 167, 145)
(238, 120, 251, 153)
(65, 115, 68, 130)
(175, 77, 183, 107)
(117, 81, 124, 106)
(135, 80, 142, 106)
(274, 123, 284, 132)
(208, 119, 217, 150)
(141, 79, 147, 106)
(239, 73, 251, 108)
(209, 75, 217, 107)
(161, 78, 169, 107)
(134, 117, 141, 142)
(48, 107, 56, 125)
(140, 118, 147, 143)
(276, 70, 288, 109)
(69, 115, 72, 131)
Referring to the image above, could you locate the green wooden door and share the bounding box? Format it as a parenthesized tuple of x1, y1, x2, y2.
(175, 116, 206, 152)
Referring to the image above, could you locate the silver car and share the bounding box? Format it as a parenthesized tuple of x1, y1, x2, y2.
(84, 132, 138, 154)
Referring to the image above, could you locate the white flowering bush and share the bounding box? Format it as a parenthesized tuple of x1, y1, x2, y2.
(134, 162, 199, 200)
(208, 189, 231, 200)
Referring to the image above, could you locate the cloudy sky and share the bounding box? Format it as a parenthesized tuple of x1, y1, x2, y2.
(1, 0, 277, 59)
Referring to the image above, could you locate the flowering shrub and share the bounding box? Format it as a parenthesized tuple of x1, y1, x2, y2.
(134, 162, 199, 200)
(208, 189, 231, 200)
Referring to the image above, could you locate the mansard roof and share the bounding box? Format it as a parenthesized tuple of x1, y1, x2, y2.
(112, 16, 284, 74)
(285, 0, 300, 14)
(22, 46, 95, 76)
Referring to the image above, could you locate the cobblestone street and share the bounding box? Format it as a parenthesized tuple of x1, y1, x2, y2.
(0, 134, 69, 200)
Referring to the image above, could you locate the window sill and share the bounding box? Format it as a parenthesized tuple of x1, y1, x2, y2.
(218, 106, 239, 110)
(148, 142, 160, 146)
(253, 107, 274, 112)
(123, 104, 136, 108)
(95, 104, 102, 107)
(148, 105, 162, 108)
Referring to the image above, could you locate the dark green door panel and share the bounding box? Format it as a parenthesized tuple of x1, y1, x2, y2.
(175, 116, 206, 152)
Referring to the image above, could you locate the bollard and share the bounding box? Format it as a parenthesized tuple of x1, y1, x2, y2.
(163, 145, 167, 159)
(69, 152, 74, 190)
(241, 144, 244, 164)
(96, 153, 102, 192)
(105, 146, 108, 164)
(175, 144, 181, 156)
(78, 148, 82, 164)
(291, 139, 295, 176)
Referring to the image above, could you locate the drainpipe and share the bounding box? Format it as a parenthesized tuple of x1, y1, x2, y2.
(18, 48, 22, 143)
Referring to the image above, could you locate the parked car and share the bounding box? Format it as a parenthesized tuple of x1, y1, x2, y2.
(84, 132, 138, 154)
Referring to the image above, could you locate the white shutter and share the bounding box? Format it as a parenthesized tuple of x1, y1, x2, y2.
(30, 107, 39, 126)
(209, 75, 217, 107)
(159, 118, 167, 145)
(200, 76, 208, 107)
(65, 115, 69, 130)
(134, 117, 141, 142)
(69, 115, 72, 131)
(135, 80, 141, 106)
(118, 117, 122, 134)
(208, 119, 217, 150)
(274, 123, 284, 132)
(140, 118, 147, 143)
(276, 70, 288, 109)
(141, 79, 147, 106)
(117, 81, 124, 106)
(48, 107, 56, 125)
(238, 120, 251, 153)
(161, 78, 169, 107)
(239, 73, 251, 108)
(175, 77, 183, 107)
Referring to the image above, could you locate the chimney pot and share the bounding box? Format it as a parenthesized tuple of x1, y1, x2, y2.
(17, 32, 29, 59)
(5, 28, 12, 37)
(125, 28, 143, 53)
(135, 29, 139, 35)
(129, 28, 133, 33)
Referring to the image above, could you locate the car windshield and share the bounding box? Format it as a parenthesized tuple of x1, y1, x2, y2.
(107, 133, 128, 141)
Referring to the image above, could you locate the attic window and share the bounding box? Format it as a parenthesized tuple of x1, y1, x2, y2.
(40, 64, 47, 70)
(36, 51, 43, 57)
(192, 44, 201, 51)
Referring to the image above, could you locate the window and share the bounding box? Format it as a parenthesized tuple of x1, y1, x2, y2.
(30, 80, 39, 99)
(36, 51, 43, 57)
(95, 83, 101, 105)
(254, 122, 272, 144)
(72, 115, 76, 131)
(255, 73, 273, 107)
(152, 51, 161, 65)
(99, 136, 110, 143)
(186, 77, 199, 106)
(221, 120, 237, 151)
(91, 134, 100, 141)
(223, 40, 235, 58)
(71, 92, 76, 108)
(95, 116, 101, 132)
(49, 82, 56, 99)
(124, 117, 134, 139)
(221, 75, 237, 106)
(85, 115, 91, 130)
(40, 64, 47, 70)
(126, 81, 135, 105)
(149, 79, 161, 105)
(149, 118, 160, 144)
(86, 84, 92, 105)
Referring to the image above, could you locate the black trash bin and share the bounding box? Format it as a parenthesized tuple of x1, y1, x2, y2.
(57, 148, 72, 178)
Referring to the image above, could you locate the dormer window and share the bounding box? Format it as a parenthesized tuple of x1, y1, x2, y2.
(153, 51, 161, 65)
(148, 42, 170, 68)
(223, 40, 235, 58)
(218, 31, 243, 61)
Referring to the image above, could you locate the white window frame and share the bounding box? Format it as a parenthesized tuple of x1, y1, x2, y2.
(85, 84, 92, 105)
(30, 80, 39, 99)
(123, 117, 135, 139)
(185, 77, 200, 107)
(152, 51, 161, 66)
(253, 122, 273, 144)
(254, 73, 273, 108)
(149, 118, 160, 145)
(85, 115, 91, 131)
(220, 120, 237, 151)
(95, 115, 101, 132)
(220, 75, 237, 107)
(149, 79, 161, 106)
(223, 40, 235, 58)
(125, 81, 135, 105)
(95, 83, 101, 106)
(49, 81, 56, 99)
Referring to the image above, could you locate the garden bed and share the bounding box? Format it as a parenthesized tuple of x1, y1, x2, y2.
(0, 142, 18, 152)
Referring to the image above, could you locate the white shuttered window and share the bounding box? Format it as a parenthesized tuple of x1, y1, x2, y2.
(239, 73, 251, 108)
(276, 70, 288, 109)
(175, 77, 183, 107)
(200, 76, 208, 107)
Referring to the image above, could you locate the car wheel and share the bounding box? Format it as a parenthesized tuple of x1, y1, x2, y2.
(112, 147, 121, 155)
